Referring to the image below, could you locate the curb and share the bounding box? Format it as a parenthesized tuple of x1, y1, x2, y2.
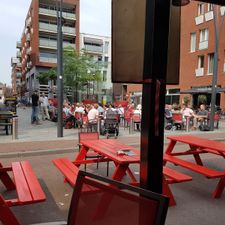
(0, 137, 225, 159)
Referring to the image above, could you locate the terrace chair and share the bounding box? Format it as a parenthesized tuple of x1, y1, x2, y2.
(78, 132, 109, 176)
(172, 113, 184, 130)
(67, 171, 169, 225)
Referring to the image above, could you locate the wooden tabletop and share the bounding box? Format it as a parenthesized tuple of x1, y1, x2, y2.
(167, 135, 225, 153)
(80, 139, 140, 164)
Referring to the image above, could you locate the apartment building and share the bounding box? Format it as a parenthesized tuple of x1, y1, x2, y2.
(120, 2, 225, 110)
(167, 2, 225, 110)
(12, 0, 80, 98)
(80, 33, 112, 103)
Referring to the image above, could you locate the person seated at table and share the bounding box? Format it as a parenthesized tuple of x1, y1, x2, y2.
(164, 104, 173, 129)
(180, 104, 195, 127)
(63, 102, 75, 128)
(192, 104, 208, 130)
(75, 102, 85, 113)
(87, 103, 99, 132)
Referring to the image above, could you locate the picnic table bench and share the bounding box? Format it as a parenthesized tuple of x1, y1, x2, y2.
(0, 161, 46, 225)
(164, 135, 225, 198)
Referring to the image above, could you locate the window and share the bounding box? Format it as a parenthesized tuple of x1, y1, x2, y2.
(198, 3, 204, 15)
(208, 4, 213, 11)
(98, 56, 102, 61)
(200, 28, 208, 42)
(208, 53, 214, 74)
(104, 56, 109, 62)
(103, 71, 107, 81)
(190, 33, 196, 52)
(198, 55, 204, 68)
(104, 41, 109, 53)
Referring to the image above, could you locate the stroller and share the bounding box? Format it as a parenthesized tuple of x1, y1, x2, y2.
(102, 110, 119, 138)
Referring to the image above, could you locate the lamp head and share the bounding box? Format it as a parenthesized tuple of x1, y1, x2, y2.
(172, 0, 190, 6)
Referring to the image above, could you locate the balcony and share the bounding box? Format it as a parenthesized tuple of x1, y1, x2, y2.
(199, 41, 208, 50)
(16, 41, 22, 49)
(26, 47, 32, 55)
(39, 38, 57, 49)
(26, 17, 31, 27)
(39, 7, 76, 20)
(11, 57, 18, 66)
(195, 68, 204, 76)
(62, 26, 76, 35)
(195, 15, 204, 25)
(39, 38, 75, 49)
(39, 22, 76, 36)
(205, 11, 214, 21)
(39, 56, 57, 64)
(26, 34, 31, 42)
(16, 72, 22, 78)
(17, 62, 22, 68)
(84, 45, 103, 53)
(16, 51, 21, 58)
(27, 61, 32, 69)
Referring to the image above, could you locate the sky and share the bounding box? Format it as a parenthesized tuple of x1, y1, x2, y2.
(0, 0, 111, 86)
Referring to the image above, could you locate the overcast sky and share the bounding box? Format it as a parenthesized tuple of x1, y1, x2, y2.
(0, 0, 111, 86)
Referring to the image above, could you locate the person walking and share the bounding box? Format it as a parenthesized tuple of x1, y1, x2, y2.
(31, 90, 41, 125)
(39, 93, 50, 120)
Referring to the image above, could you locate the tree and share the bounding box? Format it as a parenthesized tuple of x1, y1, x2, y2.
(37, 68, 57, 85)
(63, 47, 102, 101)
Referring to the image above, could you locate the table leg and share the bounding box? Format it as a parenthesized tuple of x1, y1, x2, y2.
(0, 195, 21, 225)
(111, 164, 129, 181)
(0, 165, 15, 191)
(165, 140, 177, 155)
(213, 176, 225, 198)
(189, 145, 203, 166)
(126, 167, 137, 183)
(74, 146, 89, 166)
(162, 176, 176, 206)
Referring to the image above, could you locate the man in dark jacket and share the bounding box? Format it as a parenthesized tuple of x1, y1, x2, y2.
(31, 90, 41, 125)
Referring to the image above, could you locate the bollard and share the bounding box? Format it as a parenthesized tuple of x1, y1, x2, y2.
(12, 116, 18, 140)
(186, 117, 190, 132)
(129, 117, 133, 134)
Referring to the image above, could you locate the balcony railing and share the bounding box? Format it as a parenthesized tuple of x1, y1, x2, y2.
(17, 62, 22, 68)
(16, 41, 21, 48)
(84, 45, 103, 53)
(16, 51, 21, 58)
(39, 38, 75, 49)
(39, 7, 76, 20)
(16, 72, 22, 78)
(39, 22, 76, 35)
(39, 56, 57, 64)
(26, 47, 32, 55)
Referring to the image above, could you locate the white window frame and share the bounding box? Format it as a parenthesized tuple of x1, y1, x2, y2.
(198, 55, 204, 69)
(198, 3, 205, 16)
(190, 32, 196, 52)
(208, 3, 213, 12)
(200, 28, 208, 42)
(208, 53, 214, 75)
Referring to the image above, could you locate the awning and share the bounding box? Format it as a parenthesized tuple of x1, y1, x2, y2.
(83, 37, 103, 45)
(180, 88, 225, 94)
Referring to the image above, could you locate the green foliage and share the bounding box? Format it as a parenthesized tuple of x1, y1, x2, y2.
(197, 95, 207, 105)
(63, 46, 103, 91)
(183, 96, 190, 106)
(37, 68, 57, 84)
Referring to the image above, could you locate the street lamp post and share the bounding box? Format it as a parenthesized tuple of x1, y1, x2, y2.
(57, 0, 64, 137)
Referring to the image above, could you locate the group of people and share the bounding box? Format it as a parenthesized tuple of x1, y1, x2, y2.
(165, 103, 209, 130)
(31, 90, 57, 125)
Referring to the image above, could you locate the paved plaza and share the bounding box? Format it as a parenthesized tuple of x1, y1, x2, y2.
(0, 107, 224, 225)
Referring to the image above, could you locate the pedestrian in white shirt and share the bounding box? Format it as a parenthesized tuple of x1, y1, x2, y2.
(39, 93, 50, 120)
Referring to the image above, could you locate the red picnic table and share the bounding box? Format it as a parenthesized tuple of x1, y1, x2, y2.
(53, 138, 194, 205)
(164, 135, 225, 198)
(76, 139, 140, 183)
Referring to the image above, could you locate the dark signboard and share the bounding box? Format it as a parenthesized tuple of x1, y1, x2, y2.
(112, 0, 181, 84)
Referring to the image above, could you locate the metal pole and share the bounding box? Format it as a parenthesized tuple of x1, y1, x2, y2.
(210, 5, 219, 131)
(57, 0, 64, 137)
